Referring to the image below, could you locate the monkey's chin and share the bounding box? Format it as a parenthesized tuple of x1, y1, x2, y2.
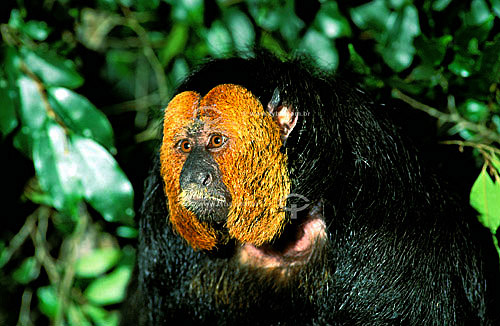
(238, 215, 327, 270)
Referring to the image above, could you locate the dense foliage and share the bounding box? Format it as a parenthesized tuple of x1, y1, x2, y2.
(1, 0, 499, 325)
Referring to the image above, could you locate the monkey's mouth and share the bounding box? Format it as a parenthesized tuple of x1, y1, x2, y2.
(238, 204, 327, 269)
(180, 188, 231, 224)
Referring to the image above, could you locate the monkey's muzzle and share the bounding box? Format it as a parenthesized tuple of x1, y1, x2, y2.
(179, 184, 231, 225)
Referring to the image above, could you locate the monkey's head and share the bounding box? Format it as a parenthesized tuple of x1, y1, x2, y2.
(160, 84, 298, 250)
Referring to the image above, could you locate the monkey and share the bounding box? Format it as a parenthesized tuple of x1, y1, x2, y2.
(120, 54, 500, 325)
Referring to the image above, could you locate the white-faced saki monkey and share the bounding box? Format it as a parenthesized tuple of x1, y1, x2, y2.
(120, 54, 500, 326)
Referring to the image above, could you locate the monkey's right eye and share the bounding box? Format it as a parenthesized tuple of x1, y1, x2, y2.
(178, 140, 192, 153)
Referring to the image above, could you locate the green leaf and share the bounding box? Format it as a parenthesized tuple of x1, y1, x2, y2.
(47, 87, 114, 151)
(84, 266, 133, 305)
(75, 248, 122, 278)
(466, 0, 491, 26)
(116, 226, 138, 239)
(460, 99, 489, 122)
(415, 35, 452, 66)
(37, 286, 60, 319)
(0, 82, 18, 137)
(22, 20, 51, 41)
(491, 154, 500, 172)
(470, 167, 500, 233)
(82, 304, 119, 326)
(18, 76, 47, 130)
(351, 1, 420, 71)
(33, 121, 83, 217)
(166, 0, 204, 25)
(492, 0, 500, 17)
(205, 21, 233, 57)
(315, 2, 351, 39)
(67, 303, 92, 326)
(20, 48, 83, 88)
(299, 29, 338, 70)
(159, 24, 188, 66)
(13, 127, 33, 158)
(432, 0, 452, 11)
(72, 135, 134, 223)
(12, 256, 40, 284)
(448, 53, 475, 77)
(225, 9, 255, 54)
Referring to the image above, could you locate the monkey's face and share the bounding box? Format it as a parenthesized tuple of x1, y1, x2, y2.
(160, 84, 292, 250)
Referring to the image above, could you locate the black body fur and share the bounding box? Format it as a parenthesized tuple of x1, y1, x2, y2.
(121, 55, 500, 325)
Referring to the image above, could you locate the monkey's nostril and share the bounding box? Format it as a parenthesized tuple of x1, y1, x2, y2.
(200, 172, 212, 186)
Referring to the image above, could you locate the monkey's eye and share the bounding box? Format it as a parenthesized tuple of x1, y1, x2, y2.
(178, 139, 192, 153)
(208, 134, 226, 149)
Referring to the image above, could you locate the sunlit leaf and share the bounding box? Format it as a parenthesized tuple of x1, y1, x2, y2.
(22, 20, 51, 41)
(470, 167, 500, 233)
(225, 9, 255, 54)
(159, 24, 188, 66)
(448, 53, 475, 77)
(84, 266, 133, 305)
(116, 226, 138, 239)
(72, 135, 134, 223)
(82, 304, 119, 326)
(465, 0, 491, 26)
(460, 99, 489, 122)
(299, 29, 338, 70)
(12, 256, 40, 284)
(75, 248, 122, 278)
(33, 121, 83, 217)
(48, 87, 114, 151)
(67, 303, 92, 326)
(20, 47, 83, 89)
(18, 76, 47, 131)
(205, 21, 233, 57)
(37, 286, 60, 319)
(315, 2, 351, 39)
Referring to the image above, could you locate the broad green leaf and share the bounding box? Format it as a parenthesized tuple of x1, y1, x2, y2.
(492, 0, 500, 17)
(75, 248, 122, 278)
(37, 286, 60, 319)
(448, 53, 475, 77)
(159, 24, 188, 66)
(380, 5, 420, 71)
(225, 10, 255, 54)
(350, 0, 391, 32)
(20, 47, 83, 89)
(67, 303, 92, 326)
(166, 0, 204, 25)
(8, 9, 24, 29)
(12, 256, 40, 284)
(432, 0, 452, 11)
(466, 0, 491, 26)
(22, 20, 51, 41)
(82, 304, 119, 326)
(0, 83, 18, 137)
(18, 76, 47, 130)
(33, 121, 83, 217)
(299, 29, 338, 70)
(48, 87, 114, 151)
(116, 226, 138, 239)
(84, 266, 133, 305)
(460, 99, 489, 122)
(0, 241, 8, 268)
(315, 2, 351, 39)
(72, 135, 134, 223)
(205, 21, 233, 57)
(470, 168, 500, 233)
(135, 0, 160, 10)
(415, 35, 452, 66)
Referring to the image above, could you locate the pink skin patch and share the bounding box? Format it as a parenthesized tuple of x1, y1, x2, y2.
(239, 217, 327, 269)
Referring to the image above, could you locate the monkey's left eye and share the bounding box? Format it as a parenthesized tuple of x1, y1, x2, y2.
(208, 134, 226, 149)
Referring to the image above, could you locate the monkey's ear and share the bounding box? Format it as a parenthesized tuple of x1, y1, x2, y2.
(267, 88, 298, 142)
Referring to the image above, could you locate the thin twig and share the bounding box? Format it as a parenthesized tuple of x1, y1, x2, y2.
(53, 206, 89, 326)
(392, 89, 500, 144)
(0, 209, 37, 268)
(121, 6, 169, 102)
(31, 207, 60, 284)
